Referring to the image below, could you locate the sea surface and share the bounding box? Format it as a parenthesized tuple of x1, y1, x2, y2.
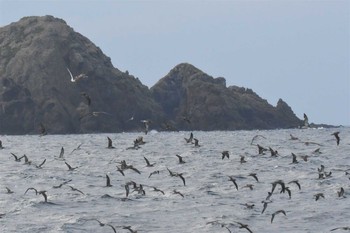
(0, 128, 349, 233)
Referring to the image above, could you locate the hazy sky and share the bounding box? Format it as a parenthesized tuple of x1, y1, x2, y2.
(1, 0, 349, 126)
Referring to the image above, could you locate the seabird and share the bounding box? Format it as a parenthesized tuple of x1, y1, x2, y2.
(106, 174, 112, 187)
(116, 166, 125, 176)
(289, 134, 299, 140)
(11, 153, 22, 162)
(337, 187, 345, 198)
(222, 151, 229, 160)
(240, 203, 255, 209)
(240, 155, 247, 164)
(193, 138, 200, 147)
(38, 190, 48, 202)
(66, 67, 88, 82)
(148, 170, 159, 178)
(235, 221, 253, 233)
(125, 184, 130, 197)
(0, 140, 4, 149)
(173, 190, 184, 198)
(177, 173, 186, 186)
(288, 180, 301, 190)
(143, 156, 155, 167)
(122, 225, 138, 233)
(271, 180, 285, 194)
(35, 159, 46, 168)
(303, 113, 309, 128)
(312, 148, 322, 154)
(271, 209, 286, 223)
(283, 187, 292, 199)
(228, 176, 238, 190)
(332, 132, 340, 145)
(184, 132, 193, 143)
(70, 143, 83, 154)
(269, 147, 278, 157)
(291, 153, 299, 164)
(5, 187, 14, 194)
(24, 187, 38, 195)
(248, 173, 259, 182)
(314, 193, 325, 201)
(266, 191, 273, 200)
(68, 185, 85, 195)
(330, 227, 350, 231)
(257, 144, 267, 155)
(21, 154, 31, 165)
(182, 116, 191, 124)
(176, 154, 186, 164)
(152, 186, 165, 195)
(53, 179, 72, 188)
(261, 200, 271, 214)
(250, 134, 266, 145)
(80, 92, 91, 106)
(107, 137, 115, 149)
(59, 147, 64, 158)
(65, 161, 78, 171)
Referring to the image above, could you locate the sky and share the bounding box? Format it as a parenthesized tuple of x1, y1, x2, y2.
(0, 0, 349, 126)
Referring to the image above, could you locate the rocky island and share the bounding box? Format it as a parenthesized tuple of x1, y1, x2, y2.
(0, 15, 302, 134)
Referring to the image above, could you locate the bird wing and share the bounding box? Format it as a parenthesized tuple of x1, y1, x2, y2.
(66, 67, 75, 82)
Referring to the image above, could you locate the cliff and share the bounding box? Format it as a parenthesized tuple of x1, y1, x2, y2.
(0, 16, 301, 134)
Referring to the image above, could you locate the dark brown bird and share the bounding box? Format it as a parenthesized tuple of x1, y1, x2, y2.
(5, 187, 14, 194)
(193, 138, 200, 147)
(271, 180, 285, 194)
(68, 186, 85, 195)
(222, 151, 229, 159)
(235, 221, 253, 233)
(24, 187, 38, 195)
(337, 187, 345, 198)
(248, 173, 259, 182)
(331, 227, 350, 231)
(173, 190, 184, 198)
(292, 153, 299, 164)
(106, 174, 112, 187)
(257, 144, 267, 155)
(65, 161, 77, 171)
(152, 186, 165, 195)
(184, 132, 193, 143)
(143, 156, 155, 167)
(240, 155, 247, 164)
(271, 209, 286, 223)
(332, 132, 340, 145)
(228, 176, 238, 190)
(107, 137, 115, 149)
(176, 154, 186, 164)
(11, 153, 22, 162)
(314, 192, 325, 201)
(269, 147, 278, 157)
(35, 159, 46, 168)
(59, 147, 64, 158)
(261, 200, 271, 214)
(288, 180, 301, 190)
(0, 140, 3, 149)
(38, 190, 48, 202)
(148, 170, 159, 178)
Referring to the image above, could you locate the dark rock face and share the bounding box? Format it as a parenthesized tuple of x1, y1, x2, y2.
(151, 63, 302, 130)
(0, 16, 163, 134)
(0, 16, 301, 134)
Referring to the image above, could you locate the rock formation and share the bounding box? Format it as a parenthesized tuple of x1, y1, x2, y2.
(151, 63, 302, 130)
(0, 16, 302, 134)
(0, 15, 163, 134)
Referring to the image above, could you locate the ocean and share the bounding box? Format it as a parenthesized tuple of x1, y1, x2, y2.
(0, 128, 349, 233)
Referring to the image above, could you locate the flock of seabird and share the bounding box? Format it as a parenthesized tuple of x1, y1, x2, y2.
(0, 114, 349, 232)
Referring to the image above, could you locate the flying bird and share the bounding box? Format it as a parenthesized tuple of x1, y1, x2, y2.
(228, 176, 238, 190)
(271, 210, 286, 223)
(65, 161, 78, 171)
(143, 156, 155, 167)
(107, 137, 115, 149)
(68, 186, 85, 195)
(173, 190, 184, 198)
(106, 174, 112, 187)
(248, 173, 259, 182)
(66, 67, 88, 82)
(184, 132, 193, 143)
(0, 140, 4, 149)
(11, 153, 22, 162)
(176, 154, 186, 164)
(330, 227, 350, 231)
(303, 113, 309, 128)
(222, 151, 229, 160)
(59, 147, 64, 159)
(314, 193, 325, 201)
(288, 180, 301, 190)
(235, 221, 253, 233)
(35, 159, 46, 168)
(39, 123, 47, 136)
(331, 132, 340, 145)
(141, 120, 151, 134)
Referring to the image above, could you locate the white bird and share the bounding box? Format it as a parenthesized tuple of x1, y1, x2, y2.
(66, 67, 88, 82)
